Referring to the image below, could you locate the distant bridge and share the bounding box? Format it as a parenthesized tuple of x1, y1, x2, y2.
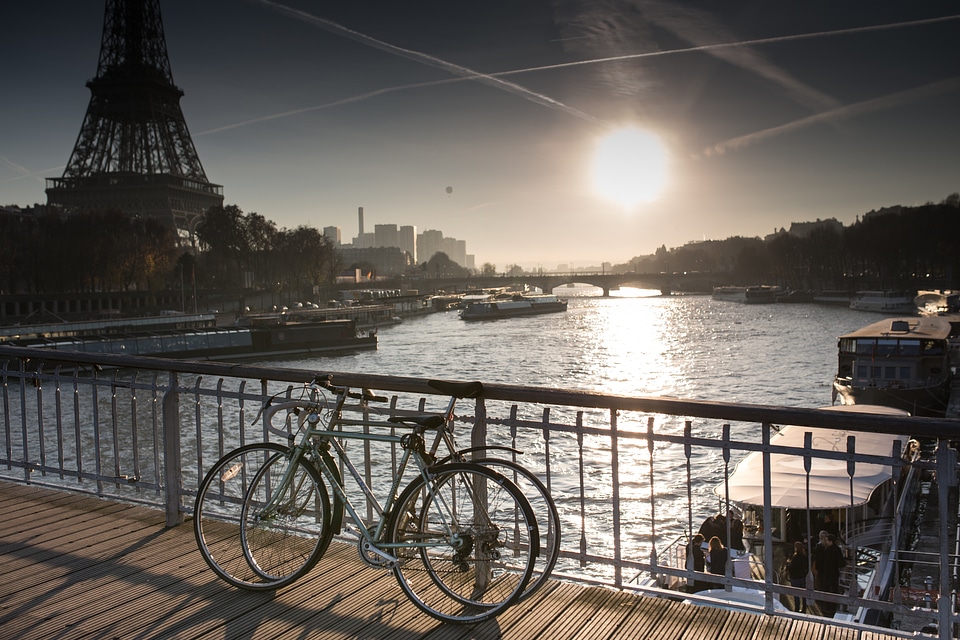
(384, 272, 722, 296)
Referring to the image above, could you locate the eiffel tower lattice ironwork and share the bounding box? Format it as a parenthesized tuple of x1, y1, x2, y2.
(45, 0, 223, 242)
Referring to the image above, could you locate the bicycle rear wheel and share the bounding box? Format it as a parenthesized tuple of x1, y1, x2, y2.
(387, 462, 538, 624)
(239, 447, 333, 589)
(472, 458, 560, 601)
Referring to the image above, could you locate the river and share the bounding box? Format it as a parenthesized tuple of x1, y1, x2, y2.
(281, 287, 880, 408)
(267, 288, 896, 578)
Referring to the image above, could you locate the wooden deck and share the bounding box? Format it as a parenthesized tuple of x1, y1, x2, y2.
(0, 481, 903, 640)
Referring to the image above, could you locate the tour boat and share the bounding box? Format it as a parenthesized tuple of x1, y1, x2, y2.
(712, 285, 777, 304)
(832, 316, 953, 417)
(459, 294, 567, 321)
(849, 290, 916, 314)
(650, 404, 919, 623)
(1, 316, 377, 362)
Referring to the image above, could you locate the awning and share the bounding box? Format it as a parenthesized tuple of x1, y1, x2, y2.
(717, 406, 909, 510)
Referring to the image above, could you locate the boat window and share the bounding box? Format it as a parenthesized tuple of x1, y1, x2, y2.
(884, 366, 897, 379)
(899, 339, 920, 356)
(136, 336, 163, 354)
(838, 338, 857, 354)
(923, 340, 944, 355)
(900, 367, 911, 379)
(877, 339, 897, 356)
(854, 339, 875, 355)
(856, 365, 869, 379)
(871, 366, 882, 378)
(184, 333, 208, 351)
(206, 332, 231, 349)
(231, 331, 253, 347)
(162, 335, 186, 352)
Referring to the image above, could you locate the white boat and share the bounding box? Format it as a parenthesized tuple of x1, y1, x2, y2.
(459, 293, 567, 321)
(651, 404, 920, 622)
(849, 290, 916, 314)
(713, 286, 747, 302)
(914, 289, 960, 315)
(832, 316, 953, 416)
(719, 405, 919, 621)
(712, 285, 777, 304)
(683, 588, 789, 613)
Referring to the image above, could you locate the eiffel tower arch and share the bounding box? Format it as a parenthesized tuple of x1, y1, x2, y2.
(45, 0, 223, 245)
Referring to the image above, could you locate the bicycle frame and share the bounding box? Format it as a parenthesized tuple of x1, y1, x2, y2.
(260, 384, 466, 564)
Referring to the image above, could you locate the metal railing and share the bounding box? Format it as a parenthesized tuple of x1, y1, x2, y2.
(2, 344, 959, 638)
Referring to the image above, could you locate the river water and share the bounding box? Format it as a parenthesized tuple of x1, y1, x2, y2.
(269, 288, 894, 578)
(282, 287, 880, 407)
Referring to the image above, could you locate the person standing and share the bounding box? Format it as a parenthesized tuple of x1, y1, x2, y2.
(707, 536, 728, 577)
(687, 533, 707, 592)
(787, 541, 810, 613)
(812, 533, 845, 616)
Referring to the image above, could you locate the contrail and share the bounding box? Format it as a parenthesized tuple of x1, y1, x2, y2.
(202, 6, 958, 144)
(0, 158, 63, 183)
(251, 0, 606, 126)
(493, 13, 960, 77)
(198, 78, 466, 136)
(706, 77, 960, 156)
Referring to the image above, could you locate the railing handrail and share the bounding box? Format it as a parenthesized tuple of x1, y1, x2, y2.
(3, 345, 958, 437)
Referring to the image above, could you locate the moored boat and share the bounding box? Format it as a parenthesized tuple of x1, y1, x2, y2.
(832, 316, 953, 417)
(0, 316, 376, 362)
(712, 286, 746, 302)
(712, 285, 777, 303)
(849, 290, 916, 314)
(651, 404, 919, 622)
(459, 294, 567, 321)
(721, 405, 919, 621)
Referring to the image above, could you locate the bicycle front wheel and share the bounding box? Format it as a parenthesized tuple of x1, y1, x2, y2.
(194, 443, 297, 589)
(387, 462, 538, 624)
(239, 447, 333, 589)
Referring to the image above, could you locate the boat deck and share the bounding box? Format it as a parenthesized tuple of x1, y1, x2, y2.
(1, 481, 903, 640)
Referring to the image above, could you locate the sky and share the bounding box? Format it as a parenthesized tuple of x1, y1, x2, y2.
(1, 1, 958, 270)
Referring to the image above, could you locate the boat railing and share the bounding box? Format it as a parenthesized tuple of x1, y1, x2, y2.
(3, 344, 960, 638)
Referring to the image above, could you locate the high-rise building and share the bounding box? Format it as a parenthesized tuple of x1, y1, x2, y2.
(417, 229, 444, 264)
(374, 224, 399, 249)
(400, 225, 417, 263)
(322, 226, 341, 245)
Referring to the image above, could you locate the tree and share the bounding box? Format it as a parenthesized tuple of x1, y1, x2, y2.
(423, 252, 467, 278)
(481, 262, 497, 276)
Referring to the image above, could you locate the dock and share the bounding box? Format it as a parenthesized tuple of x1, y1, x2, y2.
(0, 481, 902, 640)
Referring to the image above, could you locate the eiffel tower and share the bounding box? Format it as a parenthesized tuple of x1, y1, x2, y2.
(45, 0, 223, 244)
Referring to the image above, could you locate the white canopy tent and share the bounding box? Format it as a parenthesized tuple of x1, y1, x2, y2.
(718, 406, 909, 510)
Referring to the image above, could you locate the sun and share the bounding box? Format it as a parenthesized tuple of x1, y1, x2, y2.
(591, 127, 668, 208)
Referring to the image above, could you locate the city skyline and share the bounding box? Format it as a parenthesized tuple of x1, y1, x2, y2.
(2, 2, 958, 269)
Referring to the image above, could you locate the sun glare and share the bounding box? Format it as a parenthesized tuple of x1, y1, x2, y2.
(591, 127, 668, 208)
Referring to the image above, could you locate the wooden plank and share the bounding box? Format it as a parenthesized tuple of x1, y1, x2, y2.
(0, 480, 912, 640)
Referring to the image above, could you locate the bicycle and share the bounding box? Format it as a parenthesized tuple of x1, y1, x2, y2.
(194, 375, 540, 624)
(386, 379, 561, 602)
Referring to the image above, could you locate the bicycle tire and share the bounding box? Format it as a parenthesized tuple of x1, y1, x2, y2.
(239, 446, 334, 589)
(386, 462, 538, 624)
(471, 458, 560, 601)
(193, 443, 331, 590)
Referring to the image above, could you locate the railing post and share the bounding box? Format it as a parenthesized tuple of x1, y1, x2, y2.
(162, 371, 184, 527)
(936, 438, 956, 640)
(471, 396, 487, 454)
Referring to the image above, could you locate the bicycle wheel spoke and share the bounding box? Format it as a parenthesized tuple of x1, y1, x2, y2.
(241, 451, 333, 587)
(387, 462, 538, 624)
(194, 443, 332, 590)
(472, 458, 560, 601)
